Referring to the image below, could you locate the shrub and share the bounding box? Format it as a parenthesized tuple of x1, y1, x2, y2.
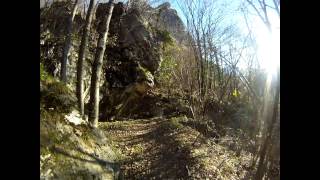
(40, 64, 76, 113)
(157, 29, 174, 46)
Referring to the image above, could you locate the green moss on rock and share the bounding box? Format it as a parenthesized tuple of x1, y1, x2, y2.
(40, 74, 76, 113)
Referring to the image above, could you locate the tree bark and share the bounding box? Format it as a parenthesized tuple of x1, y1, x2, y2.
(88, 0, 115, 128)
(61, 0, 79, 83)
(76, 0, 96, 116)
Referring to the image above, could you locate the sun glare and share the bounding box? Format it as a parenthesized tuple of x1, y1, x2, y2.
(254, 14, 280, 76)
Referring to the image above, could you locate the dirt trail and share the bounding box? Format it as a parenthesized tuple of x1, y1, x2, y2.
(101, 117, 253, 179)
(102, 117, 201, 179)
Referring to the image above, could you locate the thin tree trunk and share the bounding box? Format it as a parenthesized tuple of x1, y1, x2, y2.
(213, 51, 220, 84)
(83, 0, 86, 17)
(219, 51, 224, 88)
(88, 0, 115, 128)
(61, 0, 79, 83)
(76, 0, 96, 116)
(202, 36, 208, 98)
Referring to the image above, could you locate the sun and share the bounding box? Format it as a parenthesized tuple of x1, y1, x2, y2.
(254, 14, 280, 76)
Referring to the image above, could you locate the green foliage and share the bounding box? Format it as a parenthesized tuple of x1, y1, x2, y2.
(47, 81, 70, 95)
(40, 63, 54, 82)
(40, 68, 76, 113)
(169, 116, 184, 129)
(158, 56, 175, 84)
(149, 25, 174, 47)
(159, 116, 184, 131)
(157, 29, 174, 46)
(157, 42, 179, 88)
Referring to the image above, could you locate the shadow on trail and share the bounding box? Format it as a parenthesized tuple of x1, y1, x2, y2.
(116, 119, 198, 179)
(52, 146, 120, 170)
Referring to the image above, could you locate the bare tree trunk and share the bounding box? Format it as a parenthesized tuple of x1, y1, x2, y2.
(213, 50, 222, 88)
(88, 0, 115, 128)
(61, 0, 79, 83)
(202, 29, 208, 98)
(76, 0, 96, 116)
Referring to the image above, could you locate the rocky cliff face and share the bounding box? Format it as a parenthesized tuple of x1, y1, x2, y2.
(99, 3, 163, 86)
(155, 2, 187, 44)
(96, 2, 166, 120)
(40, 1, 191, 120)
(40, 1, 87, 85)
(40, 2, 167, 119)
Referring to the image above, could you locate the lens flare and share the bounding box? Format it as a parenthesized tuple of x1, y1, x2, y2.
(254, 14, 280, 76)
